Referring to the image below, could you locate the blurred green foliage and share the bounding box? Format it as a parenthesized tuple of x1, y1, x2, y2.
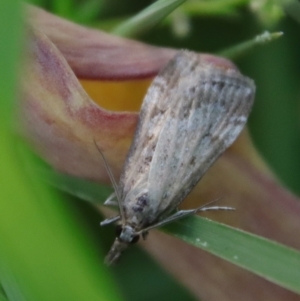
(3, 0, 300, 300)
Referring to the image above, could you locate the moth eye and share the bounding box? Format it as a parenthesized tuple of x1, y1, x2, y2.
(116, 225, 122, 237)
(130, 235, 140, 244)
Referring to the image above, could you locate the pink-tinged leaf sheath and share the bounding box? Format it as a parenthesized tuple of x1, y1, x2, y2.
(20, 28, 138, 183)
(27, 5, 236, 81)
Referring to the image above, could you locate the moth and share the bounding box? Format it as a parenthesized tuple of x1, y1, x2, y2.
(98, 50, 255, 265)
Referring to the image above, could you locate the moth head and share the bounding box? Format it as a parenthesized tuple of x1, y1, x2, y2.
(116, 224, 140, 244)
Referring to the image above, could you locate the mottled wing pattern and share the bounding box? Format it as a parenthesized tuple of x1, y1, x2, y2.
(147, 51, 255, 216)
(118, 54, 177, 201)
(119, 51, 255, 220)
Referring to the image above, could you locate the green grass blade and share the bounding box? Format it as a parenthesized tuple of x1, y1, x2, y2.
(0, 288, 8, 301)
(41, 166, 113, 204)
(0, 140, 121, 301)
(112, 0, 186, 37)
(219, 31, 283, 59)
(0, 296, 8, 301)
(42, 168, 300, 295)
(163, 216, 300, 294)
(181, 0, 247, 16)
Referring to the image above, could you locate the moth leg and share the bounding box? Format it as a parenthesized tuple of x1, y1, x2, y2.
(104, 192, 118, 206)
(140, 203, 235, 232)
(100, 215, 120, 226)
(198, 205, 235, 212)
(170, 204, 235, 221)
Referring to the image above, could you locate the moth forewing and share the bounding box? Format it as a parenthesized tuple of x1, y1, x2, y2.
(102, 50, 255, 265)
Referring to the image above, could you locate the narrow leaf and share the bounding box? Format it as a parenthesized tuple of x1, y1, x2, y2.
(163, 216, 300, 295)
(112, 0, 186, 37)
(0, 287, 8, 301)
(41, 166, 112, 204)
(219, 31, 283, 59)
(42, 166, 300, 294)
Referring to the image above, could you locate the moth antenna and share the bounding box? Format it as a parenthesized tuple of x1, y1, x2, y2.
(93, 139, 124, 219)
(199, 197, 224, 208)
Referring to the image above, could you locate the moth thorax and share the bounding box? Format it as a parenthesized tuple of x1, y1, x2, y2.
(117, 225, 140, 244)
